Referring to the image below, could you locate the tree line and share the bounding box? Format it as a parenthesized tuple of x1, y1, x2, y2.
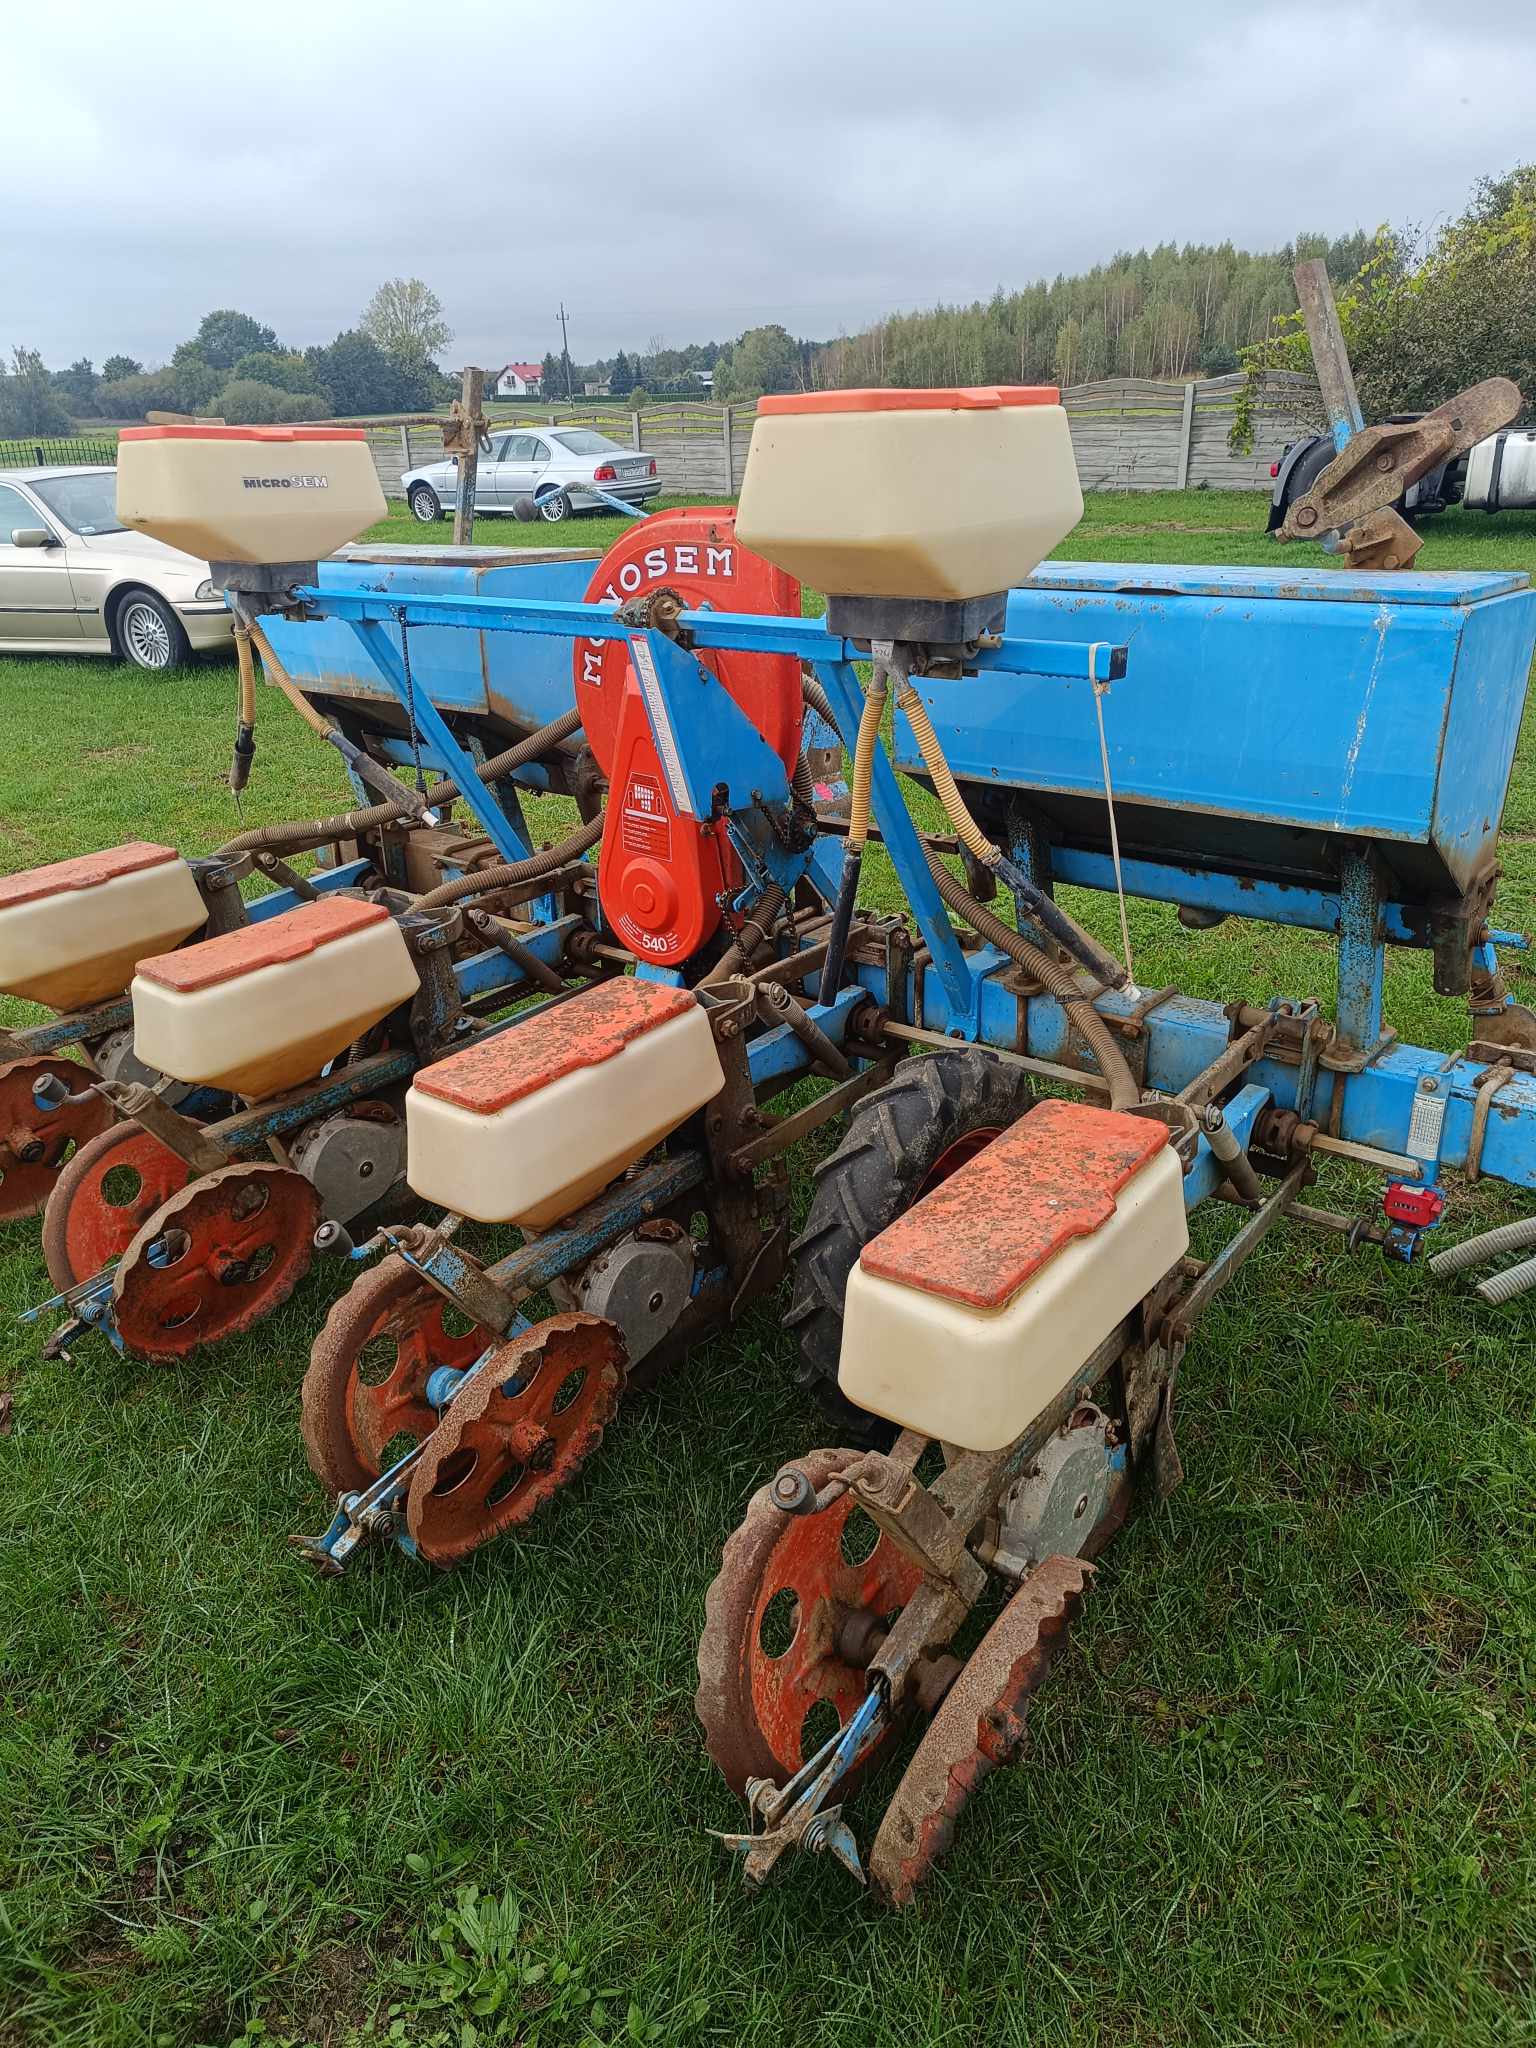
(0, 279, 456, 437)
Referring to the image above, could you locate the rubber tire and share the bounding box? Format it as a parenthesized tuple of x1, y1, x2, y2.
(537, 487, 572, 524)
(785, 1049, 1037, 1446)
(409, 484, 442, 523)
(114, 588, 189, 672)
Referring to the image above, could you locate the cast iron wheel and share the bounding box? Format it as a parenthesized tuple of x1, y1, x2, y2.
(408, 484, 442, 523)
(115, 589, 189, 672)
(784, 1050, 1036, 1446)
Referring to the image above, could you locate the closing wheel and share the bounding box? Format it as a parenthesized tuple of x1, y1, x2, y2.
(695, 1448, 926, 1797)
(300, 1252, 495, 1496)
(0, 1055, 114, 1224)
(405, 1311, 626, 1567)
(785, 1051, 1036, 1445)
(869, 1554, 1091, 1906)
(42, 1120, 196, 1290)
(111, 1163, 320, 1361)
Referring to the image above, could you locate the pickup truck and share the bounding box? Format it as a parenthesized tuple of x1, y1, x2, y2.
(1268, 420, 1536, 530)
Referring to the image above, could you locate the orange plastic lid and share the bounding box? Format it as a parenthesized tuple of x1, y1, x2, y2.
(0, 841, 181, 909)
(758, 385, 1059, 416)
(136, 896, 390, 991)
(119, 424, 367, 442)
(859, 1099, 1167, 1310)
(414, 976, 698, 1115)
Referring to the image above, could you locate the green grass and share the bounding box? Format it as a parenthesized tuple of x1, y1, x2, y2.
(3, 491, 1536, 2047)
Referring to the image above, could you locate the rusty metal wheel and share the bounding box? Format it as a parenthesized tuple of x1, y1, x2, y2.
(0, 1055, 113, 1224)
(300, 1253, 495, 1496)
(42, 1121, 196, 1290)
(405, 1312, 626, 1568)
(869, 1554, 1091, 1906)
(111, 1163, 320, 1361)
(695, 1448, 926, 1797)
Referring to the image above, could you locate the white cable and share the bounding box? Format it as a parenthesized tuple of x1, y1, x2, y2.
(1089, 645, 1139, 1001)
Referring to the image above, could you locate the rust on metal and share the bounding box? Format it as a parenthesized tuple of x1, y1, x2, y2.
(1334, 506, 1424, 572)
(404, 1311, 625, 1566)
(111, 1162, 319, 1360)
(0, 841, 179, 908)
(42, 1120, 195, 1290)
(859, 1099, 1167, 1310)
(869, 1553, 1091, 1906)
(0, 1055, 114, 1222)
(301, 1252, 493, 1495)
(413, 975, 696, 1114)
(135, 897, 388, 992)
(695, 1448, 925, 1795)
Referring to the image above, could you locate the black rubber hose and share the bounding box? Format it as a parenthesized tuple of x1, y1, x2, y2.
(705, 883, 787, 983)
(923, 850, 1139, 1111)
(413, 815, 604, 909)
(215, 706, 586, 860)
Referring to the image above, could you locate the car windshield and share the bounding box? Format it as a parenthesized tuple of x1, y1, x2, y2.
(31, 471, 125, 536)
(550, 430, 621, 456)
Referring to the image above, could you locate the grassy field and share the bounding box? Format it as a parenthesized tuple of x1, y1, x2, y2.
(2, 490, 1535, 2048)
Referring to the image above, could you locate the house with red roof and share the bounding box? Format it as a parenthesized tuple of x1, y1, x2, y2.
(493, 362, 544, 398)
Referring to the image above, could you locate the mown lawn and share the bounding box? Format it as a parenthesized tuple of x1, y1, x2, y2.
(1, 490, 1534, 2048)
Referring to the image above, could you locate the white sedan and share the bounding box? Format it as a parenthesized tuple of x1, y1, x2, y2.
(0, 465, 230, 670)
(402, 426, 661, 525)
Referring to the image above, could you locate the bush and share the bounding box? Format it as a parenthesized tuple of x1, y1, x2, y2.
(214, 379, 290, 424)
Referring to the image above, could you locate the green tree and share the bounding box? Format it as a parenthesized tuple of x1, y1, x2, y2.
(305, 330, 431, 415)
(101, 353, 142, 382)
(215, 380, 328, 424)
(53, 358, 100, 413)
(715, 324, 802, 401)
(0, 347, 71, 435)
(360, 278, 452, 367)
(609, 350, 634, 395)
(193, 310, 281, 371)
(229, 349, 320, 396)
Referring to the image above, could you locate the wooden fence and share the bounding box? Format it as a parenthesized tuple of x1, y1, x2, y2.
(367, 374, 1320, 501)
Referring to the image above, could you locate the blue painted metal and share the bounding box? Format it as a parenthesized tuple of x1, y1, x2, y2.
(345, 619, 534, 864)
(893, 565, 1536, 905)
(247, 858, 373, 921)
(1335, 847, 1386, 1053)
(630, 627, 790, 818)
(1183, 1084, 1271, 1208)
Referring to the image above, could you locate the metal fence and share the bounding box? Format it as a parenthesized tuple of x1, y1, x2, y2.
(367, 378, 1319, 501)
(0, 435, 119, 467)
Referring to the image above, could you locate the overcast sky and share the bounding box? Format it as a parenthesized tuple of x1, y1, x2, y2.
(9, 0, 1536, 371)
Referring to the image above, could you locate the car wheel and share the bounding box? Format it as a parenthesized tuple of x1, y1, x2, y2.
(115, 590, 189, 672)
(409, 485, 442, 524)
(537, 487, 572, 524)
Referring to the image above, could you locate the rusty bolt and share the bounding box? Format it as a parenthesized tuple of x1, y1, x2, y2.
(1376, 452, 1395, 472)
(1295, 506, 1318, 529)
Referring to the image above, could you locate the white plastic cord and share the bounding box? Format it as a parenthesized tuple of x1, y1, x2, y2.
(1089, 646, 1139, 1000)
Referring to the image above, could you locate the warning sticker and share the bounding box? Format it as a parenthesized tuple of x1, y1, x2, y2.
(621, 773, 672, 859)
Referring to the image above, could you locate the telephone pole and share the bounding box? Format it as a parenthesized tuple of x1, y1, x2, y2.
(558, 302, 574, 402)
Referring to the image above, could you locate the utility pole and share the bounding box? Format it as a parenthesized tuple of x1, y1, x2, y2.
(558, 303, 574, 402)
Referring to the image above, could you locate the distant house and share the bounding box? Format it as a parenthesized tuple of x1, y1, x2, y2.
(583, 379, 611, 398)
(685, 369, 715, 391)
(493, 362, 544, 398)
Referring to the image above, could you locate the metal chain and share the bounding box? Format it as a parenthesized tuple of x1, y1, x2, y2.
(1089, 647, 1139, 998)
(394, 604, 428, 797)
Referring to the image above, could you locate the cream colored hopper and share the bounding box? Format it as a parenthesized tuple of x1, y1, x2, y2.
(838, 1101, 1187, 1452)
(407, 977, 724, 1227)
(0, 842, 205, 1012)
(131, 898, 417, 1100)
(116, 425, 386, 565)
(735, 385, 1083, 601)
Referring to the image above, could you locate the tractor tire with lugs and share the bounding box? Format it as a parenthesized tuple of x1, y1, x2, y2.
(784, 1049, 1037, 1446)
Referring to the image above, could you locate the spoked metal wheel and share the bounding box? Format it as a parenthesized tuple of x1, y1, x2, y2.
(111, 1163, 319, 1360)
(116, 593, 187, 672)
(42, 1120, 196, 1290)
(0, 1056, 114, 1224)
(695, 1448, 926, 1796)
(537, 487, 572, 524)
(301, 1252, 495, 1495)
(408, 485, 441, 524)
(405, 1312, 626, 1567)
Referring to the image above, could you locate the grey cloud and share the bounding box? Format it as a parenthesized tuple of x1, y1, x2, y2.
(9, 0, 1536, 367)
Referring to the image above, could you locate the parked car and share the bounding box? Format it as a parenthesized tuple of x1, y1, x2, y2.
(1268, 421, 1536, 531)
(403, 426, 661, 525)
(0, 465, 230, 670)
